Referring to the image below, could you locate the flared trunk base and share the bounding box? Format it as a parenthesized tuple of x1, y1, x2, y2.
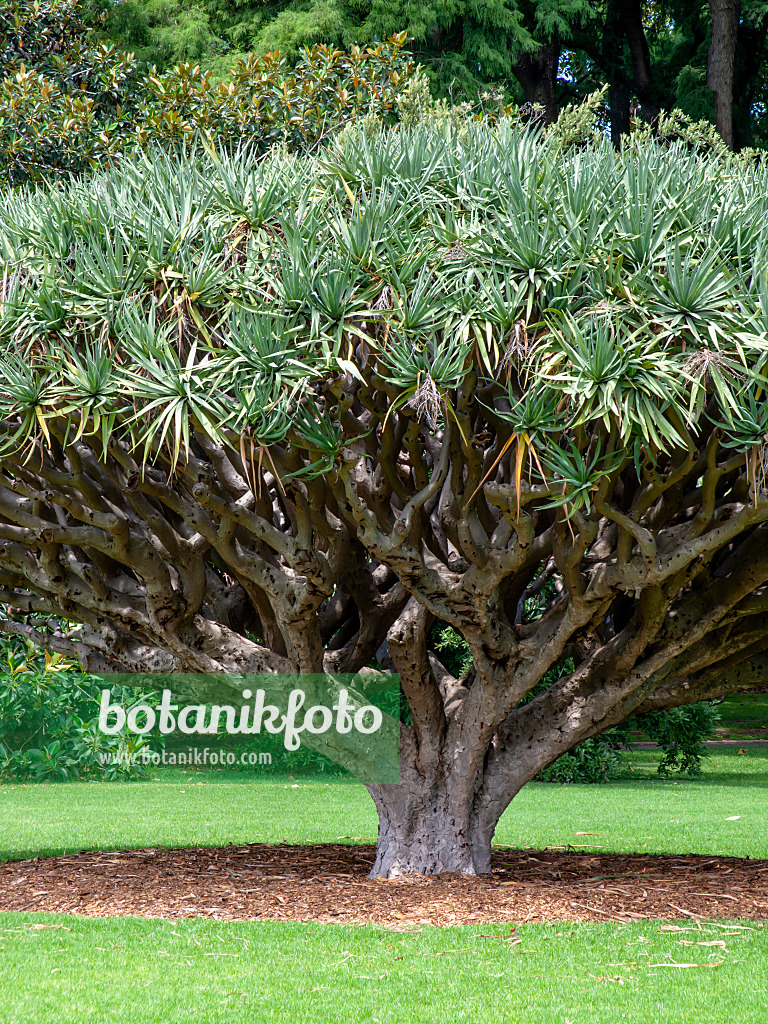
(369, 792, 495, 878)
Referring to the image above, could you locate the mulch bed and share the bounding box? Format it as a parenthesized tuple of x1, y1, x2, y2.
(1, 844, 767, 926)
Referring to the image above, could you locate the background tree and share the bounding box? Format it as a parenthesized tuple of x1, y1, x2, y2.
(2, 124, 768, 875)
(89, 0, 768, 147)
(0, 0, 416, 185)
(707, 0, 740, 147)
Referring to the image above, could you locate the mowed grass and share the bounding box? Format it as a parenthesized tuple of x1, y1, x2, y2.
(1, 750, 767, 1024)
(1, 747, 766, 864)
(0, 913, 766, 1024)
(714, 694, 768, 737)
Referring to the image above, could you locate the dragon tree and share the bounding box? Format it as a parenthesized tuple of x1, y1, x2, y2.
(1, 125, 768, 875)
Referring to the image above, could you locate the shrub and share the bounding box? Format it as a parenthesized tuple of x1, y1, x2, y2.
(631, 703, 720, 777)
(537, 702, 720, 784)
(0, 635, 162, 779)
(0, 0, 417, 185)
(431, 624, 473, 679)
(394, 67, 514, 138)
(537, 736, 625, 784)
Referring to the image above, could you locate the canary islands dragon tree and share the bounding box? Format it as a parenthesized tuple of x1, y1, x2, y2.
(1, 126, 768, 875)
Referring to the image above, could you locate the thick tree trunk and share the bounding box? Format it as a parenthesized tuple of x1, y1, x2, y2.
(368, 779, 496, 876)
(708, 0, 740, 148)
(364, 599, 512, 877)
(512, 42, 561, 124)
(608, 82, 631, 145)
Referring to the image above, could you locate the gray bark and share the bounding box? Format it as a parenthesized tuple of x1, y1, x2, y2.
(369, 777, 494, 876)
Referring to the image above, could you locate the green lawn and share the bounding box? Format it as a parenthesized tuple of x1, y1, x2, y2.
(2, 748, 767, 1023)
(1, 913, 765, 1024)
(714, 694, 768, 738)
(1, 747, 767, 864)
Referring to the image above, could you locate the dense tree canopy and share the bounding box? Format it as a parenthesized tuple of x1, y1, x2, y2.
(88, 0, 768, 148)
(1, 125, 767, 874)
(0, 0, 415, 185)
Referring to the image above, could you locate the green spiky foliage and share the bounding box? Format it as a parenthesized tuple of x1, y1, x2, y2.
(2, 124, 768, 875)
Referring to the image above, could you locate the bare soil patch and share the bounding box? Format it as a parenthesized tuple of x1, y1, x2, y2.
(1, 845, 766, 926)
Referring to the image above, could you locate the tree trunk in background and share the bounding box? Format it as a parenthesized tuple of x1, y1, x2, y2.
(603, 1, 631, 145)
(708, 0, 740, 148)
(608, 81, 631, 144)
(512, 41, 561, 123)
(624, 0, 660, 125)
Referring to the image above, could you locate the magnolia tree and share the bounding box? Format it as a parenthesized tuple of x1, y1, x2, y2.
(1, 127, 768, 875)
(0, 0, 417, 185)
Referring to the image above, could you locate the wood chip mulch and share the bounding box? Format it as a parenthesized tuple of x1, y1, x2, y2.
(1, 844, 767, 927)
